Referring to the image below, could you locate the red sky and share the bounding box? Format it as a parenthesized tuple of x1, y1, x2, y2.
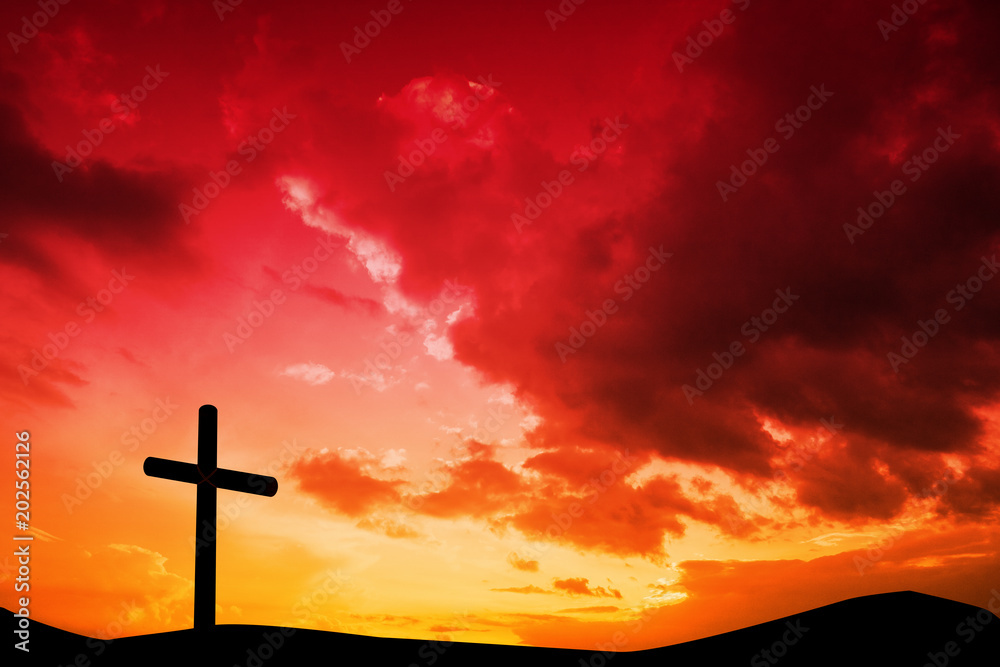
(2, 0, 1000, 650)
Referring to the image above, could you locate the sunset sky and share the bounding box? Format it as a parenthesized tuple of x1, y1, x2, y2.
(2, 0, 1000, 651)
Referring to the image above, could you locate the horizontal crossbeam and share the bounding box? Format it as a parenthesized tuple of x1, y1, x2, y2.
(143, 457, 278, 497)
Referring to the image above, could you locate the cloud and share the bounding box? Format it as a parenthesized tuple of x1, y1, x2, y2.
(0, 81, 196, 264)
(0, 65, 205, 410)
(552, 577, 622, 599)
(512, 526, 1000, 650)
(507, 553, 540, 572)
(427, 624, 471, 633)
(340, 367, 402, 393)
(288, 442, 749, 559)
(31, 543, 193, 637)
(9, 0, 1000, 648)
(277, 175, 402, 285)
(355, 516, 420, 539)
(295, 441, 749, 559)
(258, 0, 1000, 533)
(289, 450, 404, 517)
(423, 332, 454, 360)
(280, 362, 336, 386)
(491, 585, 553, 595)
(411, 444, 529, 519)
(302, 284, 384, 316)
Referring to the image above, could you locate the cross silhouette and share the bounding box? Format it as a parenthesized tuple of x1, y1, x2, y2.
(143, 404, 278, 631)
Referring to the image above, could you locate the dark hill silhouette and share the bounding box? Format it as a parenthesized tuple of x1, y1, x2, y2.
(7, 590, 999, 666)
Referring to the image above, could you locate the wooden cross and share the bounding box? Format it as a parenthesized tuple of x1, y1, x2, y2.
(143, 404, 278, 631)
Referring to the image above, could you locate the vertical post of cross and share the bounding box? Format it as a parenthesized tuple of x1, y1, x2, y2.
(195, 405, 217, 631)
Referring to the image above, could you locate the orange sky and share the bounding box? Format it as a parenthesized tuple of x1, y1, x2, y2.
(2, 0, 1000, 651)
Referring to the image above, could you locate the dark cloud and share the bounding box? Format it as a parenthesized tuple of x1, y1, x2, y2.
(307, 0, 1000, 527)
(0, 93, 194, 259)
(301, 284, 384, 316)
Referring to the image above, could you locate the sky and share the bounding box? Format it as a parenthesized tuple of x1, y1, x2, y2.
(2, 0, 1000, 652)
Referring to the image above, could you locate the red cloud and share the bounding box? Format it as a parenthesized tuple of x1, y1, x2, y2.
(393, 444, 753, 559)
(289, 451, 403, 517)
(300, 5, 1000, 530)
(412, 445, 529, 519)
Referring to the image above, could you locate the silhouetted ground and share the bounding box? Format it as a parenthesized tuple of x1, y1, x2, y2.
(7, 591, 999, 666)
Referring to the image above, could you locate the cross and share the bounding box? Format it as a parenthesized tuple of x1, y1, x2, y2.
(143, 404, 278, 631)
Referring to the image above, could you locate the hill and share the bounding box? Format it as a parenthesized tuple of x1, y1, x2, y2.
(7, 590, 999, 666)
